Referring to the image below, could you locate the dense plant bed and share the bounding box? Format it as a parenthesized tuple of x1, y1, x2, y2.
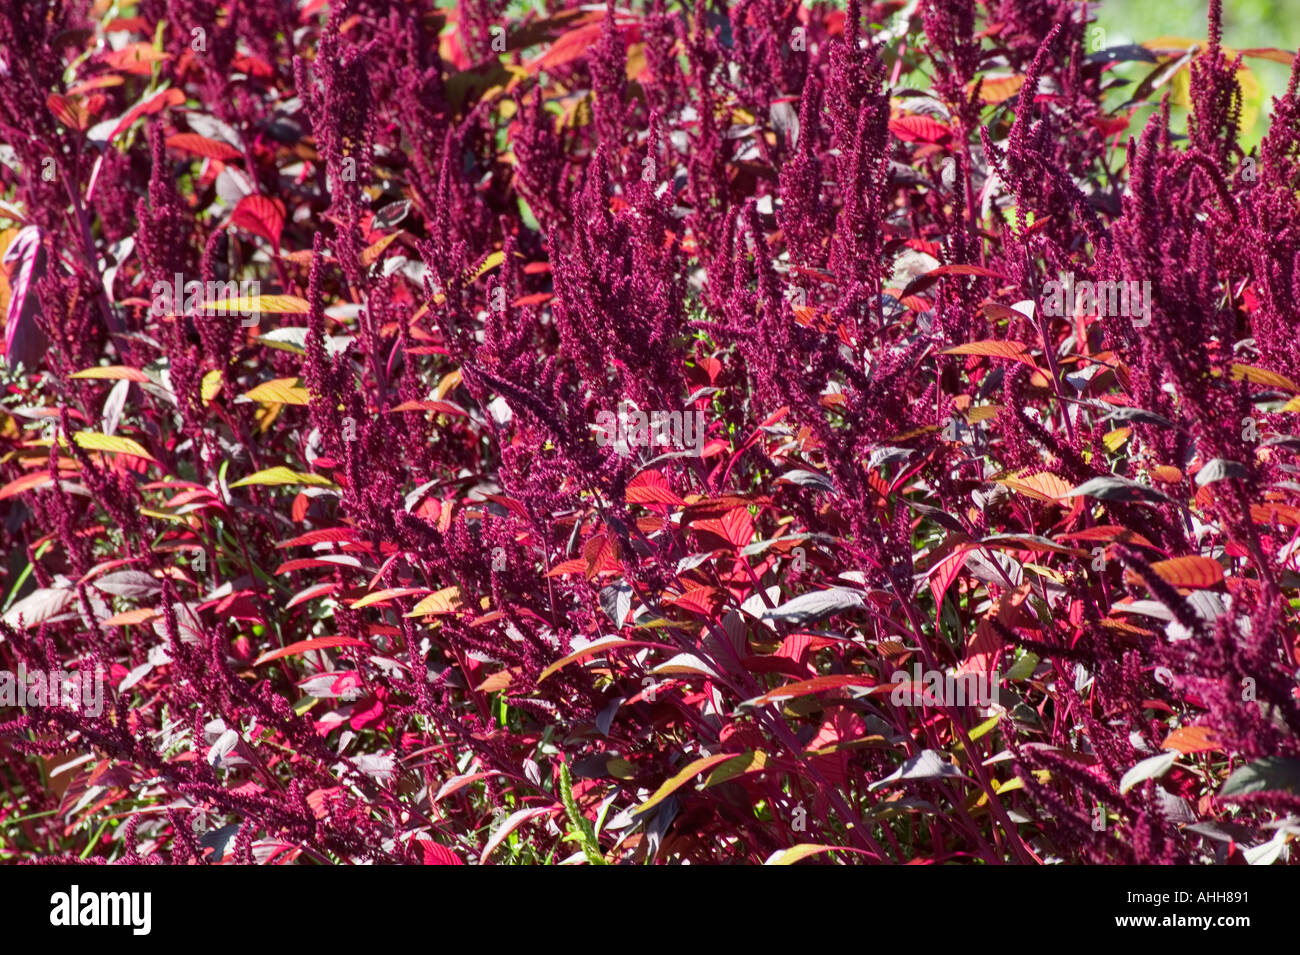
(0, 0, 1298, 865)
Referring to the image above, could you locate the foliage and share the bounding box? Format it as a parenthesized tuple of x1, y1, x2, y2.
(0, 0, 1299, 865)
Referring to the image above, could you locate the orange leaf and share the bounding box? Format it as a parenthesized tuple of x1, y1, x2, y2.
(101, 607, 161, 627)
(387, 399, 467, 416)
(0, 472, 55, 501)
(1162, 725, 1222, 754)
(1129, 555, 1224, 589)
(1239, 48, 1296, 66)
(102, 42, 171, 74)
(974, 73, 1025, 105)
(940, 340, 1040, 371)
(537, 637, 652, 683)
(361, 232, 401, 266)
(996, 470, 1072, 501)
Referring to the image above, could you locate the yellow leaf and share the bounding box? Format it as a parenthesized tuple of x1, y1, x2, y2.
(242, 377, 310, 405)
(361, 232, 401, 267)
(403, 586, 463, 617)
(764, 843, 852, 865)
(138, 507, 193, 524)
(633, 753, 734, 817)
(200, 370, 223, 405)
(1024, 562, 1065, 584)
(255, 401, 283, 435)
(1230, 363, 1299, 393)
(229, 466, 336, 488)
(466, 251, 504, 283)
(536, 636, 643, 682)
(0, 228, 17, 315)
(967, 714, 1000, 742)
(703, 750, 767, 788)
(965, 404, 1002, 423)
(69, 431, 155, 461)
(70, 365, 149, 382)
(435, 369, 462, 401)
(1103, 427, 1131, 453)
(349, 587, 427, 609)
(205, 294, 311, 314)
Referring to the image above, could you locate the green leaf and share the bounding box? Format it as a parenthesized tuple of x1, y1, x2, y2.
(558, 761, 606, 865)
(1065, 475, 1171, 504)
(1220, 757, 1300, 798)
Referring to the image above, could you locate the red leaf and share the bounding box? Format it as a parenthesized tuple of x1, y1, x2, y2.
(626, 470, 685, 508)
(107, 87, 184, 142)
(752, 675, 878, 705)
(388, 399, 467, 416)
(901, 263, 1006, 298)
(889, 114, 952, 144)
(511, 292, 553, 307)
(582, 533, 620, 579)
(47, 93, 93, 130)
(231, 195, 286, 250)
(545, 558, 588, 577)
(415, 838, 464, 865)
(665, 586, 722, 616)
(275, 527, 359, 549)
(692, 507, 754, 549)
(166, 133, 242, 162)
(927, 545, 974, 627)
(253, 636, 369, 666)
